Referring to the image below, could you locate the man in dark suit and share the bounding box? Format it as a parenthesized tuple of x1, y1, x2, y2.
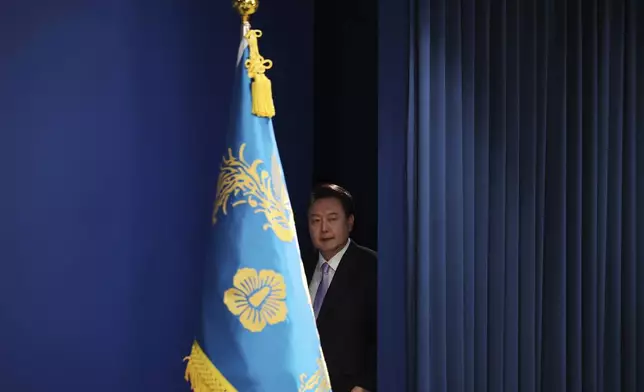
(304, 184, 377, 392)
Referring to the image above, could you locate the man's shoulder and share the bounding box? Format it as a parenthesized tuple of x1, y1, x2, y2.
(352, 242, 377, 258)
(349, 242, 378, 269)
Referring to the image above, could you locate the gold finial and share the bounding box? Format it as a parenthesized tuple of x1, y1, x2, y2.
(233, 0, 259, 22)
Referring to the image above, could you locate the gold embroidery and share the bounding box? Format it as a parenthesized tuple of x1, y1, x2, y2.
(298, 358, 332, 392)
(223, 268, 288, 332)
(213, 143, 296, 242)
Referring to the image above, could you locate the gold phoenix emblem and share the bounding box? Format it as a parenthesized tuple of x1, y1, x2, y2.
(213, 143, 296, 242)
(223, 268, 287, 332)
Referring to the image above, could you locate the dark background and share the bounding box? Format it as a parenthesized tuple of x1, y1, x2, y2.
(312, 0, 378, 253)
(0, 0, 377, 390)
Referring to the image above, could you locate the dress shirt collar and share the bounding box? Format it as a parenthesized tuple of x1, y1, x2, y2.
(317, 238, 351, 272)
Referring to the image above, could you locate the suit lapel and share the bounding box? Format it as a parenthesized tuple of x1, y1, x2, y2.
(316, 242, 357, 322)
(303, 252, 317, 285)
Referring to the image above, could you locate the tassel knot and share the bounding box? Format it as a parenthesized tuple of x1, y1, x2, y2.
(245, 29, 276, 118)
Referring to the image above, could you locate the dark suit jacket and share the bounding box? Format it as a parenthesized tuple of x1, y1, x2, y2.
(305, 241, 377, 392)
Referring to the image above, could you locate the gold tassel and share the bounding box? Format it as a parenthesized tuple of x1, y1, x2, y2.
(184, 341, 238, 392)
(245, 29, 276, 118)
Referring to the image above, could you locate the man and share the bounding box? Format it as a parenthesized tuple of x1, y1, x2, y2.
(305, 183, 377, 392)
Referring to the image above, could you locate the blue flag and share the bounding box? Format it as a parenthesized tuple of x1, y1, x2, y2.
(184, 23, 331, 392)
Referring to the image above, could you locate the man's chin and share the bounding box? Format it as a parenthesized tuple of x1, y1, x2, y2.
(318, 244, 342, 258)
(321, 241, 336, 247)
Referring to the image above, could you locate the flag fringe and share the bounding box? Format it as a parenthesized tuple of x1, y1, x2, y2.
(184, 341, 238, 392)
(244, 29, 276, 118)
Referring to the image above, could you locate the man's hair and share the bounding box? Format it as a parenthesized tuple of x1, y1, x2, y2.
(310, 183, 355, 217)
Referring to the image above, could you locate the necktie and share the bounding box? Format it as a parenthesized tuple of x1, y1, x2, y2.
(313, 262, 331, 318)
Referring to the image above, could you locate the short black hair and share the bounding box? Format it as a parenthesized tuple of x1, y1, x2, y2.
(310, 183, 355, 217)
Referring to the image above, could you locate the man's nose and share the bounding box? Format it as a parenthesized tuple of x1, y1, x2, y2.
(320, 220, 329, 232)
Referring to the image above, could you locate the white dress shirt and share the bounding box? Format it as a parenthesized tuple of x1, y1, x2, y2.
(308, 239, 352, 308)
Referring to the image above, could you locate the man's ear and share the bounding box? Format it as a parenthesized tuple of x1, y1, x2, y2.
(347, 214, 355, 232)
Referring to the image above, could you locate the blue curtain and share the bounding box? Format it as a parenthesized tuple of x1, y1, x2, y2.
(378, 0, 643, 391)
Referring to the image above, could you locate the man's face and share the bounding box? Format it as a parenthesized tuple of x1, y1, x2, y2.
(308, 197, 354, 257)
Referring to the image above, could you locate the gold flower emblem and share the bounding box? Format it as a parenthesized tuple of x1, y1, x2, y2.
(223, 268, 288, 332)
